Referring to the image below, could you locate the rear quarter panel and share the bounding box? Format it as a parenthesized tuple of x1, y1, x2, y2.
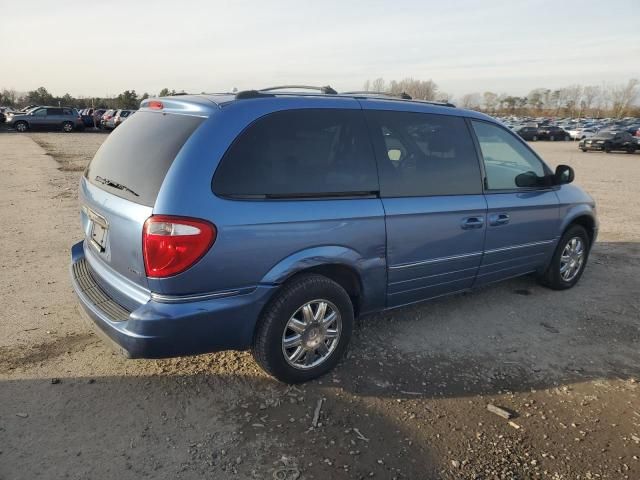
(151, 98, 387, 311)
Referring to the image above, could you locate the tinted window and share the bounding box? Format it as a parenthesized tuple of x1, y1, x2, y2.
(62, 108, 74, 115)
(86, 112, 204, 206)
(33, 108, 46, 116)
(213, 109, 378, 197)
(47, 108, 63, 115)
(365, 110, 481, 197)
(472, 120, 548, 190)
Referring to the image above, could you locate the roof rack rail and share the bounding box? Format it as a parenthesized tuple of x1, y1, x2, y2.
(259, 85, 338, 94)
(341, 91, 413, 100)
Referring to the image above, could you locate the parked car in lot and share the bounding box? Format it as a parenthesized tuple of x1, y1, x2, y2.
(516, 126, 541, 141)
(92, 109, 107, 126)
(105, 110, 135, 130)
(71, 89, 598, 383)
(537, 126, 570, 141)
(100, 109, 117, 129)
(567, 127, 596, 140)
(579, 131, 637, 153)
(6, 106, 83, 132)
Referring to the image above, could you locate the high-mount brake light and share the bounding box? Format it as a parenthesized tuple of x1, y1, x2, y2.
(148, 100, 164, 110)
(143, 216, 216, 278)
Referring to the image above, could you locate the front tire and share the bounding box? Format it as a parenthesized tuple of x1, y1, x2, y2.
(62, 121, 74, 133)
(539, 225, 590, 290)
(252, 274, 354, 383)
(14, 121, 28, 132)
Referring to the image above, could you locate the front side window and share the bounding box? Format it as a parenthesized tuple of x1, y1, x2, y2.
(365, 110, 482, 197)
(32, 108, 46, 116)
(213, 109, 378, 197)
(472, 120, 548, 190)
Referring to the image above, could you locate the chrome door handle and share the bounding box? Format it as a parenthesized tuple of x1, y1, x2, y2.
(489, 213, 510, 226)
(461, 216, 484, 230)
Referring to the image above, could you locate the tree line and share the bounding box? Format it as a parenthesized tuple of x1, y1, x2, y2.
(364, 77, 640, 118)
(0, 87, 186, 110)
(2, 80, 639, 117)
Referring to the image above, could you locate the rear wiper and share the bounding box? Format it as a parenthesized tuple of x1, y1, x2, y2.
(95, 176, 139, 197)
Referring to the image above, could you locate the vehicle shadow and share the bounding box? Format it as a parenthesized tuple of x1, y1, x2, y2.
(1, 241, 638, 479)
(0, 372, 439, 480)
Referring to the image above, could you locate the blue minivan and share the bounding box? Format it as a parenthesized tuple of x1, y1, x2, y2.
(70, 87, 597, 383)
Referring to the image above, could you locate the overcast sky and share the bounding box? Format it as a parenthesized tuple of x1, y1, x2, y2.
(2, 0, 638, 99)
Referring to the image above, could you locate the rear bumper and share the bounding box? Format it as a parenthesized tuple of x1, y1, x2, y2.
(70, 241, 276, 358)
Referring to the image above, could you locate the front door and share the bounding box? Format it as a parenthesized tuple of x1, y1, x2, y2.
(363, 107, 487, 308)
(470, 120, 560, 286)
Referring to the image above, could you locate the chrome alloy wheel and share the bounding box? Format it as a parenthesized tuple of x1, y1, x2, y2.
(560, 237, 585, 282)
(282, 299, 342, 370)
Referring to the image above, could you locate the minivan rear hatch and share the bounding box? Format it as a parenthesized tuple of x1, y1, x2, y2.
(80, 111, 205, 296)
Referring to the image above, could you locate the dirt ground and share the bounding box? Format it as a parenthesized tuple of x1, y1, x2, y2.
(0, 131, 639, 480)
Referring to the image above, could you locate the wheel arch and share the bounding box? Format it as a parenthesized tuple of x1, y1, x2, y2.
(260, 246, 387, 317)
(562, 212, 597, 247)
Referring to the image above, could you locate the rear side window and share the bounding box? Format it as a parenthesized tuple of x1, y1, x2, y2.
(85, 112, 204, 206)
(212, 109, 378, 198)
(365, 110, 482, 197)
(62, 108, 74, 115)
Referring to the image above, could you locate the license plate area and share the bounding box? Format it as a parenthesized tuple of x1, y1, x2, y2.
(87, 208, 109, 253)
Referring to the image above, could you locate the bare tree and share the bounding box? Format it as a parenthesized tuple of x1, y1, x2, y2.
(371, 77, 386, 92)
(460, 92, 481, 110)
(482, 92, 499, 113)
(362, 79, 371, 92)
(581, 85, 600, 116)
(386, 78, 439, 100)
(610, 78, 639, 118)
(563, 85, 583, 117)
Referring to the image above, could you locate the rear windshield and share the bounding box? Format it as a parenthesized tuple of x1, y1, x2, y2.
(85, 111, 204, 206)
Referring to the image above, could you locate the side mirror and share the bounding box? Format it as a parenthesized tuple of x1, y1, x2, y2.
(515, 170, 540, 187)
(555, 164, 574, 185)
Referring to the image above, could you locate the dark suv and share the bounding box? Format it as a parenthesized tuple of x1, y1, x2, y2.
(537, 126, 570, 141)
(516, 126, 541, 141)
(70, 88, 597, 383)
(7, 106, 83, 132)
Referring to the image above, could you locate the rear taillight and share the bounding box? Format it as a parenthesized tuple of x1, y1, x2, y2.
(143, 215, 216, 278)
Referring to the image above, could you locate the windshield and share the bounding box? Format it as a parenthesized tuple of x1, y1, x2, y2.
(594, 132, 615, 139)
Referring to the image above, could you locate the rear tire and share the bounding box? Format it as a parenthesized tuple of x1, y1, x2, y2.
(14, 121, 28, 132)
(538, 225, 590, 290)
(550, 135, 555, 141)
(532, 135, 538, 141)
(62, 121, 74, 133)
(252, 274, 354, 383)
(581, 148, 588, 152)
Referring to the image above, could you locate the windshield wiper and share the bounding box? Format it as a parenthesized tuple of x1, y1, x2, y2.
(95, 176, 139, 197)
